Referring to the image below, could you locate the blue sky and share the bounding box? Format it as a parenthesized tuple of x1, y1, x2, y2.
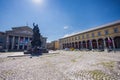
(0, 0, 120, 42)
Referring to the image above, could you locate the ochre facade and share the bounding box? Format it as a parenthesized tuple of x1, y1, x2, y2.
(54, 40, 59, 50)
(59, 21, 120, 51)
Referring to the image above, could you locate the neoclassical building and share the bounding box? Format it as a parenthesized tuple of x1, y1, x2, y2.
(0, 32, 6, 50)
(0, 26, 47, 51)
(59, 20, 120, 51)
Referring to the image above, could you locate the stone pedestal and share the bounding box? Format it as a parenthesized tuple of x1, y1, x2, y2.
(24, 48, 48, 55)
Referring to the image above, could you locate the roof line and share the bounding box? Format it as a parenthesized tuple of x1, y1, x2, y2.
(61, 20, 120, 39)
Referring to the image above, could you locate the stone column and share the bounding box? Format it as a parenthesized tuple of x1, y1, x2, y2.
(77, 42, 79, 49)
(86, 41, 87, 49)
(103, 38, 106, 49)
(103, 38, 108, 52)
(90, 40, 93, 50)
(12, 36, 15, 50)
(27, 38, 30, 50)
(17, 36, 20, 50)
(6, 35, 9, 50)
(96, 40, 99, 49)
(22, 37, 25, 50)
(111, 37, 115, 50)
(81, 41, 83, 49)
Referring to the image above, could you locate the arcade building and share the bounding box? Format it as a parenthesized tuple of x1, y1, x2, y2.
(59, 20, 120, 51)
(0, 26, 47, 51)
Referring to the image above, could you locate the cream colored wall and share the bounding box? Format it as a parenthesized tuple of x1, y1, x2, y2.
(60, 24, 120, 45)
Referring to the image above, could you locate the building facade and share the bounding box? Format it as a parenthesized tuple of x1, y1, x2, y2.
(59, 21, 120, 51)
(0, 32, 6, 50)
(46, 42, 55, 50)
(54, 40, 60, 50)
(0, 26, 47, 51)
(46, 40, 60, 50)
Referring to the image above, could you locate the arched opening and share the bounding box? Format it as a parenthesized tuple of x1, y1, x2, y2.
(70, 43, 72, 48)
(114, 36, 120, 49)
(64, 44, 66, 48)
(72, 42, 74, 48)
(63, 44, 65, 49)
(82, 41, 86, 49)
(79, 41, 81, 49)
(75, 42, 78, 49)
(67, 43, 69, 48)
(66, 43, 69, 48)
(68, 43, 70, 48)
(105, 37, 113, 49)
(87, 40, 90, 49)
(98, 38, 104, 50)
(92, 39, 97, 49)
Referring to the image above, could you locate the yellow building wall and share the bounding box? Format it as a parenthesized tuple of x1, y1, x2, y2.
(55, 41, 60, 50)
(60, 23, 120, 45)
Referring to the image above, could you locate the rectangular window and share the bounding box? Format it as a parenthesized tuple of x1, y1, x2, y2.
(92, 33, 94, 37)
(69, 38, 71, 41)
(82, 35, 84, 39)
(98, 32, 101, 36)
(114, 28, 118, 33)
(72, 37, 74, 41)
(0, 38, 3, 43)
(79, 36, 80, 39)
(86, 34, 89, 38)
(105, 30, 109, 35)
(68, 38, 70, 41)
(75, 36, 77, 40)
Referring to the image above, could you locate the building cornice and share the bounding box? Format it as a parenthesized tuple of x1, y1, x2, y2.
(61, 20, 120, 39)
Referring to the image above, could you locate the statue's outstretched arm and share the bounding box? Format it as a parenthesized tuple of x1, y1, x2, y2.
(33, 23, 35, 27)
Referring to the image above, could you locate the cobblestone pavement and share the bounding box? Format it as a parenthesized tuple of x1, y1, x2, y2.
(0, 51, 120, 80)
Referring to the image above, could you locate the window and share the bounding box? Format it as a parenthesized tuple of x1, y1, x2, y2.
(114, 28, 118, 33)
(105, 30, 109, 35)
(66, 39, 67, 42)
(86, 34, 89, 38)
(78, 36, 79, 39)
(77, 36, 79, 40)
(72, 37, 74, 41)
(0, 38, 3, 43)
(82, 35, 84, 39)
(75, 36, 77, 40)
(69, 38, 70, 41)
(92, 33, 94, 37)
(70, 38, 72, 41)
(98, 32, 101, 36)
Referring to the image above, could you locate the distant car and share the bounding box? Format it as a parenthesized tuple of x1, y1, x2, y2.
(65, 48, 69, 51)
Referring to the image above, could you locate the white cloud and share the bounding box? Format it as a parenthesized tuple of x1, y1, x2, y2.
(63, 32, 75, 37)
(47, 40, 51, 43)
(63, 26, 69, 29)
(63, 34, 70, 37)
(63, 31, 81, 38)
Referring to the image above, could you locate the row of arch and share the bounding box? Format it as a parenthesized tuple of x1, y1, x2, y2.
(63, 36, 120, 50)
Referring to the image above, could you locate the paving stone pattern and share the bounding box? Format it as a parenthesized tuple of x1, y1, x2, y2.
(0, 51, 120, 80)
